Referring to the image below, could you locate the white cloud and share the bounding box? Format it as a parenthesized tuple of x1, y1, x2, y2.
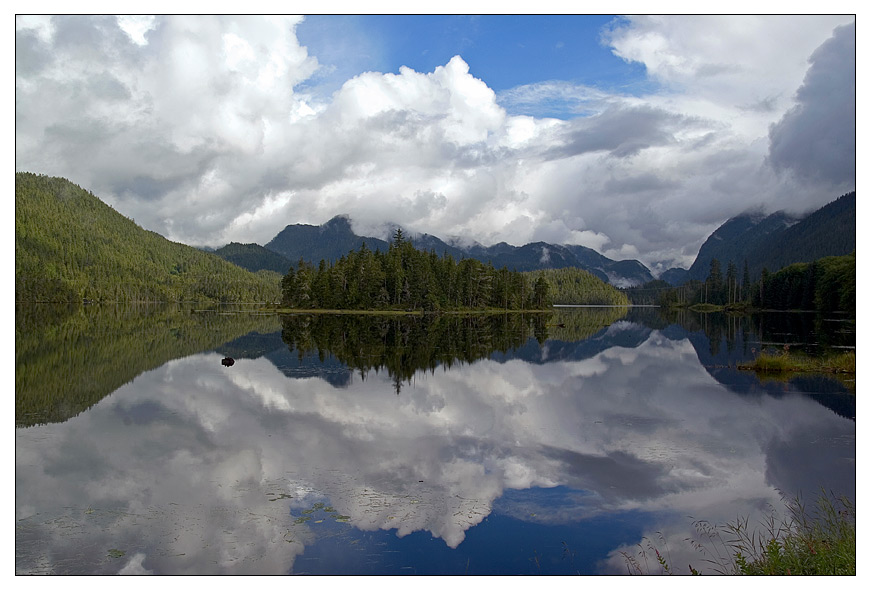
(117, 15, 155, 45)
(14, 15, 856, 271)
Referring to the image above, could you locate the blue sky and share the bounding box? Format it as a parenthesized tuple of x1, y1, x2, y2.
(298, 15, 649, 93)
(296, 15, 656, 119)
(14, 14, 857, 272)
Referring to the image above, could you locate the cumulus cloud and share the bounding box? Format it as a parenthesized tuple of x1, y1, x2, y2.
(14, 15, 855, 271)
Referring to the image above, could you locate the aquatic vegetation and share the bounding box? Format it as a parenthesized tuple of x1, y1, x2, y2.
(739, 346, 855, 375)
(621, 490, 855, 575)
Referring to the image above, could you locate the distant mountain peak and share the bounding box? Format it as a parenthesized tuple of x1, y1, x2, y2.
(322, 214, 353, 231)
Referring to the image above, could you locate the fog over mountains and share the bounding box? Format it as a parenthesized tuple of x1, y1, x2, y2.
(230, 214, 654, 288)
(213, 191, 854, 288)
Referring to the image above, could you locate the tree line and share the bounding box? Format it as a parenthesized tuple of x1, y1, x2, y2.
(281, 229, 552, 311)
(624, 252, 855, 313)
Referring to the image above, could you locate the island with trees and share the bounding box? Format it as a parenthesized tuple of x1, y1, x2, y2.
(280, 228, 555, 312)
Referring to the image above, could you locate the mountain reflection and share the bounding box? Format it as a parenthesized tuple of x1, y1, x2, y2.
(16, 307, 854, 574)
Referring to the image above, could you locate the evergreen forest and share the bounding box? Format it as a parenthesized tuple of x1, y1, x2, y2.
(281, 228, 554, 311)
(524, 267, 630, 306)
(625, 253, 855, 313)
(15, 173, 281, 303)
(211, 242, 293, 274)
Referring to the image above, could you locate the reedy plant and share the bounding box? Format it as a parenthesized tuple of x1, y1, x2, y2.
(620, 489, 855, 575)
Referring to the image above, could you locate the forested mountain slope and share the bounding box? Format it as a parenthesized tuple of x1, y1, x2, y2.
(665, 192, 855, 285)
(212, 242, 293, 274)
(758, 192, 856, 274)
(15, 173, 280, 303)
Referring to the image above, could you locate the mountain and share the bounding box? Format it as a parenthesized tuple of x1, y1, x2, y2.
(262, 216, 654, 286)
(662, 192, 855, 285)
(658, 267, 689, 286)
(212, 242, 293, 274)
(685, 210, 799, 282)
(758, 192, 856, 273)
(265, 215, 390, 264)
(15, 172, 281, 303)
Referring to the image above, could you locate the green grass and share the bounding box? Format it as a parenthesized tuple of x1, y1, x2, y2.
(273, 307, 553, 316)
(275, 308, 424, 316)
(621, 490, 855, 575)
(688, 303, 723, 312)
(739, 348, 855, 375)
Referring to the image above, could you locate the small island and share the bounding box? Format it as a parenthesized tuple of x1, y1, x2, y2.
(280, 229, 552, 313)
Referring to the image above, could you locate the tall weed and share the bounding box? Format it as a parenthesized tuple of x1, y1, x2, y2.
(621, 490, 855, 575)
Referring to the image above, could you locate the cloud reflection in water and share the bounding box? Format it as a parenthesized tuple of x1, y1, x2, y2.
(15, 320, 855, 574)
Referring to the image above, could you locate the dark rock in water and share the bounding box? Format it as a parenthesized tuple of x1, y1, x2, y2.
(221, 357, 235, 367)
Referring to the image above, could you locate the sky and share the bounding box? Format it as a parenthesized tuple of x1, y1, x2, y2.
(14, 12, 858, 273)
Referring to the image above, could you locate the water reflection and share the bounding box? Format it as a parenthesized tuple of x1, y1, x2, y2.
(15, 303, 283, 427)
(15, 307, 854, 574)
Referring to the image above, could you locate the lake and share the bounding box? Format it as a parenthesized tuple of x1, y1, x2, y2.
(15, 305, 855, 575)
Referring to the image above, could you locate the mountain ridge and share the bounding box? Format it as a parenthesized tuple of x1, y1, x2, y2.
(258, 217, 655, 287)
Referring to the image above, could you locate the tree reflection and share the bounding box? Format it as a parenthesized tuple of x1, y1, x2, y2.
(280, 313, 551, 393)
(627, 307, 855, 359)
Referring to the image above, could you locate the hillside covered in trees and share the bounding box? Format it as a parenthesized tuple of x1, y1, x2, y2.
(15, 173, 281, 303)
(663, 192, 855, 285)
(755, 253, 855, 312)
(212, 242, 293, 274)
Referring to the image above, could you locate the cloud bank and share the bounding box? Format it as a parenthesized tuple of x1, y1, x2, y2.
(15, 15, 855, 272)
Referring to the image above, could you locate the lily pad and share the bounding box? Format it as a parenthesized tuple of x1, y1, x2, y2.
(268, 493, 293, 502)
(107, 549, 125, 559)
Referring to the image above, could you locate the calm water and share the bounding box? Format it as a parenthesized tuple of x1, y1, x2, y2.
(15, 305, 855, 575)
